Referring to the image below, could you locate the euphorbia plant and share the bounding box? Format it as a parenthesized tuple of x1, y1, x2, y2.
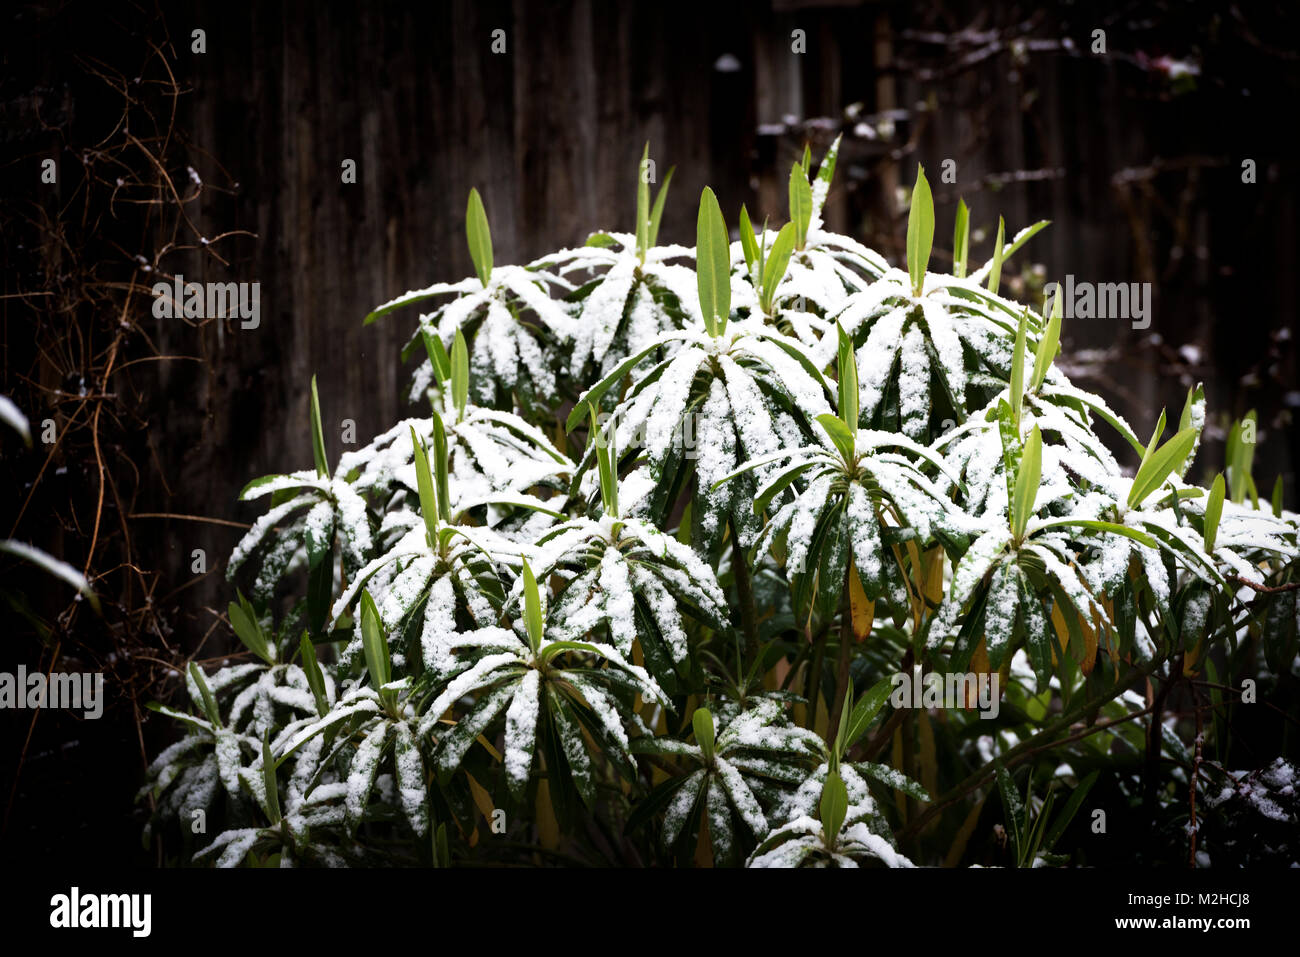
(141, 144, 1300, 870)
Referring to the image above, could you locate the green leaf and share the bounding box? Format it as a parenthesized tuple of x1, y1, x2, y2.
(309, 374, 329, 479)
(952, 197, 969, 278)
(466, 188, 493, 287)
(1203, 474, 1225, 552)
(995, 764, 1024, 854)
(1042, 770, 1099, 852)
(261, 732, 281, 824)
(692, 707, 715, 763)
(648, 166, 675, 249)
(1127, 427, 1197, 511)
(760, 222, 797, 314)
(987, 216, 1006, 295)
(1177, 384, 1205, 479)
(836, 323, 858, 434)
(451, 329, 469, 420)
(816, 413, 855, 464)
(1010, 310, 1028, 427)
(589, 407, 618, 518)
(840, 675, 894, 753)
(831, 692, 852, 770)
(695, 187, 731, 336)
(995, 219, 1050, 265)
(433, 822, 450, 867)
(906, 165, 934, 296)
(410, 426, 440, 544)
(737, 204, 759, 277)
(636, 142, 651, 260)
(1178, 383, 1202, 433)
(565, 338, 676, 431)
(1011, 425, 1042, 539)
(1271, 474, 1284, 518)
(789, 163, 813, 250)
(1035, 518, 1158, 549)
(1226, 412, 1257, 504)
(422, 330, 451, 386)
(812, 134, 841, 218)
(1030, 285, 1062, 392)
(521, 557, 544, 653)
(359, 589, 391, 693)
(228, 592, 274, 664)
(819, 769, 849, 848)
(431, 411, 451, 523)
(1142, 408, 1168, 467)
(996, 398, 1020, 509)
(189, 662, 222, 728)
(298, 633, 330, 717)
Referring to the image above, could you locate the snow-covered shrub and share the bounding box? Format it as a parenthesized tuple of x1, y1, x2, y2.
(141, 143, 1300, 868)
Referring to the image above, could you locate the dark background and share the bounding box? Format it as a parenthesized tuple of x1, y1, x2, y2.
(1, 0, 1297, 865)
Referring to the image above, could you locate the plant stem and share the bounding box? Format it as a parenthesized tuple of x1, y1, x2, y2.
(828, 561, 854, 745)
(730, 529, 759, 664)
(806, 627, 828, 730)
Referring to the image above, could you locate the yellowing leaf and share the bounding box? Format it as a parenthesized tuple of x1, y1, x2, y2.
(944, 792, 988, 867)
(848, 561, 875, 642)
(922, 546, 946, 606)
(466, 772, 496, 823)
(1079, 611, 1099, 677)
(1049, 600, 1069, 666)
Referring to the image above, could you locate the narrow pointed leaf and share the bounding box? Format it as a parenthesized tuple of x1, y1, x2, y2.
(410, 426, 440, 543)
(309, 375, 329, 479)
(816, 413, 855, 464)
(841, 675, 893, 753)
(953, 197, 969, 277)
(693, 707, 715, 763)
(696, 187, 730, 336)
(820, 770, 848, 848)
(987, 216, 1006, 295)
(907, 165, 934, 296)
(636, 142, 651, 259)
(1010, 310, 1027, 426)
(451, 329, 469, 419)
(836, 323, 858, 433)
(261, 732, 281, 824)
(648, 167, 675, 248)
(1030, 286, 1062, 392)
(189, 662, 221, 728)
(299, 633, 330, 717)
(738, 204, 759, 276)
(522, 557, 544, 652)
(1128, 428, 1197, 510)
(1203, 473, 1225, 553)
(1011, 426, 1042, 538)
(789, 163, 813, 250)
(431, 411, 451, 523)
(466, 188, 493, 287)
(360, 589, 391, 693)
(228, 593, 273, 664)
(760, 222, 797, 313)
